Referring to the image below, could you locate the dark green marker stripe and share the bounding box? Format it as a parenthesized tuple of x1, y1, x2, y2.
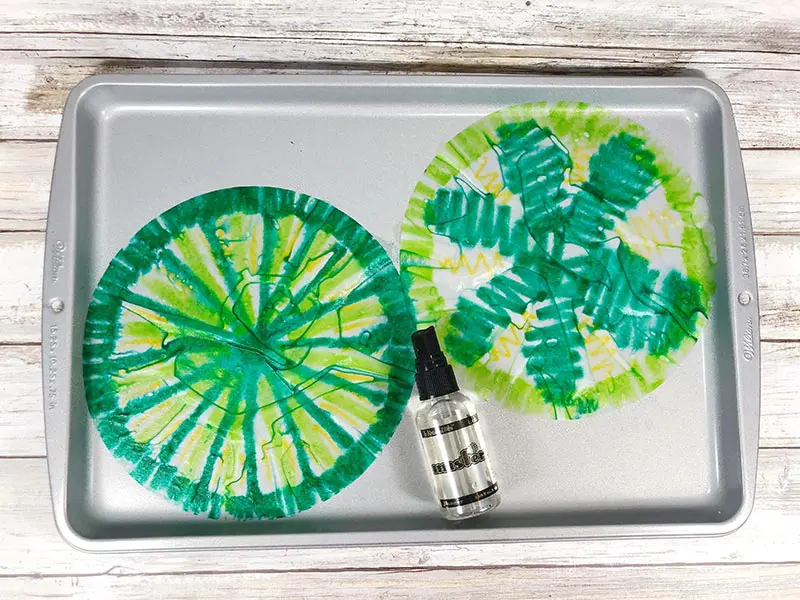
(187, 382, 245, 514)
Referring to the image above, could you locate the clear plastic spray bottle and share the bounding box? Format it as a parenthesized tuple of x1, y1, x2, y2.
(412, 326, 501, 520)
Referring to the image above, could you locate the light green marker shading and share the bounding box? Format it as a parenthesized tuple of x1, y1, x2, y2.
(400, 103, 716, 419)
(84, 186, 415, 519)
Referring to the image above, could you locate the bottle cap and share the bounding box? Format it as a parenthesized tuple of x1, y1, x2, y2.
(411, 326, 459, 400)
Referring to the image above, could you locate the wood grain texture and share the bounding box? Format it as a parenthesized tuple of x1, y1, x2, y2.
(4, 232, 797, 343)
(4, 34, 799, 70)
(1, 58, 799, 147)
(0, 0, 798, 593)
(2, 563, 800, 600)
(744, 151, 800, 235)
(0, 451, 797, 576)
(1, 0, 798, 53)
(2, 341, 798, 457)
(0, 346, 42, 457)
(761, 343, 800, 448)
(0, 141, 54, 231)
(1, 142, 798, 234)
(0, 232, 42, 344)
(755, 237, 800, 341)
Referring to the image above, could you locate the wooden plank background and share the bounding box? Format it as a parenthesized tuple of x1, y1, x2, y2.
(0, 0, 798, 597)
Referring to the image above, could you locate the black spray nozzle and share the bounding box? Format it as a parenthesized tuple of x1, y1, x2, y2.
(411, 326, 447, 368)
(411, 326, 459, 400)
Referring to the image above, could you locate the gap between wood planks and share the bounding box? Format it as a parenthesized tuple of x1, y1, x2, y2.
(2, 564, 800, 600)
(3, 33, 800, 68)
(8, 562, 799, 580)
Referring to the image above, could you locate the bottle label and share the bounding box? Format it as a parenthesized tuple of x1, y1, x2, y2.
(420, 413, 498, 509)
(440, 482, 500, 508)
(420, 413, 478, 438)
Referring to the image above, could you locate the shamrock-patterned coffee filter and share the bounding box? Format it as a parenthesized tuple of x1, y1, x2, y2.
(400, 102, 716, 419)
(83, 186, 415, 519)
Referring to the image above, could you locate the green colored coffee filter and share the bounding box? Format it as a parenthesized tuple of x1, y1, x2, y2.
(84, 186, 415, 519)
(400, 103, 716, 419)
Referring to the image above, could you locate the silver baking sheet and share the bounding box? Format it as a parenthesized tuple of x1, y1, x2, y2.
(42, 75, 760, 551)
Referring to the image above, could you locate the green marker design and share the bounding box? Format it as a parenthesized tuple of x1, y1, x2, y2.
(400, 102, 716, 419)
(84, 186, 415, 519)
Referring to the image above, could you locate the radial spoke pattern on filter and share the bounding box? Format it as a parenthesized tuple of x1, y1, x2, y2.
(84, 187, 415, 519)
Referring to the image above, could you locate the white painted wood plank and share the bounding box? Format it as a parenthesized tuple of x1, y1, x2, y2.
(755, 237, 800, 341)
(2, 34, 798, 72)
(2, 563, 800, 600)
(4, 232, 796, 343)
(0, 232, 42, 344)
(1, 58, 799, 148)
(761, 343, 800, 448)
(0, 0, 793, 590)
(0, 451, 797, 575)
(744, 151, 800, 236)
(2, 143, 797, 235)
(2, 341, 797, 457)
(0, 346, 42, 457)
(0, 141, 54, 231)
(1, 0, 798, 53)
